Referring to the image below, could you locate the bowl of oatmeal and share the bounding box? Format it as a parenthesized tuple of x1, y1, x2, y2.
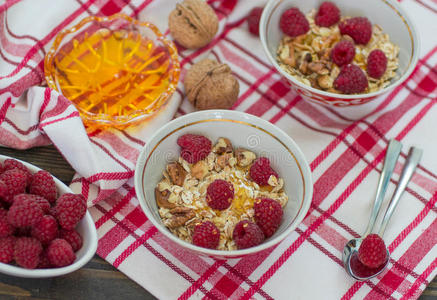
(260, 0, 419, 106)
(134, 110, 312, 259)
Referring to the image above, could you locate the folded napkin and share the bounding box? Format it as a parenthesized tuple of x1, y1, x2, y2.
(1, 0, 436, 299)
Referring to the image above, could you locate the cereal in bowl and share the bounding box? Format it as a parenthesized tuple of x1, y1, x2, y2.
(155, 134, 289, 250)
(276, 2, 399, 94)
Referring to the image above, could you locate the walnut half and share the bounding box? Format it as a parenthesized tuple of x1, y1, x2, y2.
(235, 148, 256, 167)
(165, 207, 196, 229)
(167, 162, 187, 186)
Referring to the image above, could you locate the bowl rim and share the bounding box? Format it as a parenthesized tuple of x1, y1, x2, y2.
(134, 110, 313, 257)
(0, 155, 98, 278)
(44, 13, 181, 127)
(259, 0, 420, 100)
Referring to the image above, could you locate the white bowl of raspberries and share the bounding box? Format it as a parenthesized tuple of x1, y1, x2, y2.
(259, 0, 419, 106)
(0, 156, 98, 278)
(135, 110, 313, 259)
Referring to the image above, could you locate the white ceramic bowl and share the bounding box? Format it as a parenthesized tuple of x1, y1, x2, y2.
(0, 155, 98, 278)
(134, 110, 313, 259)
(260, 0, 419, 106)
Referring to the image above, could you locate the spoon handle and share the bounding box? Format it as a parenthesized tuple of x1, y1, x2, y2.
(378, 147, 423, 236)
(363, 139, 402, 237)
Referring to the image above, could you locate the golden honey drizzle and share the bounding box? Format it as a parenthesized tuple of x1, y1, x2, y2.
(54, 29, 171, 119)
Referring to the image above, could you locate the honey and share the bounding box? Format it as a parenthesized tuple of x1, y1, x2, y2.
(53, 29, 172, 123)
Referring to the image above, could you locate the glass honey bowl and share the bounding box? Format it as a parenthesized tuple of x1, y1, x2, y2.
(45, 13, 180, 130)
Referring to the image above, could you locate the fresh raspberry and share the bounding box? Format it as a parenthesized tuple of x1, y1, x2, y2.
(14, 237, 42, 269)
(0, 169, 27, 203)
(254, 198, 283, 238)
(334, 64, 368, 94)
(339, 17, 372, 45)
(31, 215, 59, 245)
(55, 193, 87, 230)
(249, 157, 278, 186)
(0, 208, 14, 237)
(367, 49, 387, 79)
(177, 134, 212, 164)
(192, 221, 220, 249)
(47, 238, 76, 267)
(29, 170, 57, 203)
(0, 236, 15, 263)
(315, 2, 340, 27)
(358, 234, 388, 268)
(206, 179, 234, 210)
(331, 40, 355, 66)
(3, 159, 32, 185)
(247, 7, 263, 36)
(38, 250, 52, 269)
(59, 229, 83, 252)
(233, 220, 264, 249)
(0, 180, 8, 203)
(34, 196, 51, 214)
(279, 7, 309, 37)
(7, 194, 44, 228)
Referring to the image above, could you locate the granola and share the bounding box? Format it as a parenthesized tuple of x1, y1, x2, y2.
(156, 137, 288, 251)
(277, 9, 400, 94)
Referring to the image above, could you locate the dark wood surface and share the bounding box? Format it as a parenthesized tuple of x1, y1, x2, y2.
(0, 145, 435, 300)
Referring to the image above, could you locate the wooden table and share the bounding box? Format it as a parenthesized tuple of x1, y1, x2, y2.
(0, 145, 435, 300)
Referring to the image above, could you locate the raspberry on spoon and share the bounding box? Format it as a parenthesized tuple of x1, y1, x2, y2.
(358, 234, 388, 268)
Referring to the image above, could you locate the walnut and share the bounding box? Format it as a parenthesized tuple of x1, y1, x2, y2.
(184, 59, 239, 110)
(167, 162, 187, 186)
(168, 0, 218, 49)
(317, 75, 333, 89)
(213, 138, 233, 154)
(235, 148, 256, 167)
(308, 62, 329, 75)
(191, 160, 208, 180)
(165, 207, 196, 229)
(216, 153, 233, 169)
(155, 188, 176, 209)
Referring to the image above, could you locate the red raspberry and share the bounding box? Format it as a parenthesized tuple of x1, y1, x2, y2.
(0, 208, 14, 237)
(0, 180, 8, 203)
(358, 234, 388, 268)
(7, 194, 44, 228)
(55, 193, 87, 230)
(331, 40, 355, 67)
(339, 17, 372, 45)
(177, 134, 212, 164)
(233, 220, 264, 249)
(0, 169, 27, 203)
(29, 170, 57, 203)
(38, 250, 52, 269)
(367, 49, 387, 79)
(0, 236, 15, 263)
(192, 221, 220, 249)
(279, 7, 309, 37)
(59, 229, 83, 252)
(31, 215, 59, 245)
(254, 198, 283, 238)
(334, 64, 368, 94)
(14, 237, 42, 269)
(247, 7, 263, 36)
(206, 179, 234, 210)
(315, 2, 340, 27)
(249, 157, 278, 186)
(33, 195, 51, 214)
(3, 159, 32, 185)
(47, 238, 76, 267)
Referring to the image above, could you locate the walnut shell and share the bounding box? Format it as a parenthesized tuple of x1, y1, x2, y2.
(184, 59, 240, 110)
(168, 0, 218, 49)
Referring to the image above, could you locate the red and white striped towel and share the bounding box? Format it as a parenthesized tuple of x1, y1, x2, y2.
(1, 0, 436, 299)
